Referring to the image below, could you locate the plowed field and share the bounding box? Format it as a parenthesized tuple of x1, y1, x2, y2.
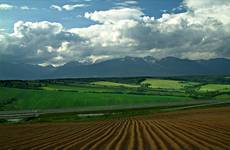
(1, 107, 230, 150)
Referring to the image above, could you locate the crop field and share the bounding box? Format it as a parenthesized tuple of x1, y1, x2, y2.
(0, 76, 230, 149)
(0, 87, 190, 110)
(199, 84, 230, 92)
(141, 79, 198, 89)
(91, 81, 139, 88)
(215, 94, 230, 100)
(0, 106, 230, 150)
(0, 76, 230, 111)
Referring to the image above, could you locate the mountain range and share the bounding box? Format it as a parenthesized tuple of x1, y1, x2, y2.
(1, 56, 230, 80)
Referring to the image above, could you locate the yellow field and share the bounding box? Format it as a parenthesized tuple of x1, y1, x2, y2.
(91, 81, 139, 88)
(141, 79, 197, 89)
(199, 84, 230, 92)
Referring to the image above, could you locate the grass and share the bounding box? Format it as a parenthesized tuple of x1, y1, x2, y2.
(215, 94, 230, 100)
(91, 81, 139, 88)
(1, 77, 230, 112)
(41, 84, 117, 93)
(141, 79, 198, 89)
(0, 87, 191, 110)
(19, 101, 230, 123)
(199, 84, 230, 92)
(1, 76, 230, 123)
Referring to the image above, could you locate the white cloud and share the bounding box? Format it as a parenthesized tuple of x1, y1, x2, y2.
(0, 21, 85, 66)
(184, 0, 229, 9)
(86, 55, 112, 63)
(20, 6, 30, 10)
(0, 3, 14, 10)
(115, 0, 138, 6)
(71, 0, 230, 60)
(84, 8, 144, 23)
(125, 1, 138, 4)
(0, 4, 36, 11)
(20, 6, 36, 10)
(1, 0, 230, 66)
(70, 8, 146, 50)
(50, 5, 62, 11)
(50, 3, 89, 11)
(70, 19, 138, 49)
(63, 4, 88, 11)
(182, 52, 217, 60)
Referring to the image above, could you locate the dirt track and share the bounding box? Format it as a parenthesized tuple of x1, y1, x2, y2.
(0, 107, 230, 150)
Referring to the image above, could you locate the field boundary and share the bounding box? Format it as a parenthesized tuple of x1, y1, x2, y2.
(1, 100, 230, 119)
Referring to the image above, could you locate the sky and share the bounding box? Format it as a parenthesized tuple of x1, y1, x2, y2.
(0, 0, 229, 66)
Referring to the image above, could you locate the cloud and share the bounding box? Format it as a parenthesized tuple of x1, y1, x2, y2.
(1, 0, 230, 66)
(63, 4, 89, 11)
(84, 55, 112, 63)
(20, 6, 36, 10)
(50, 5, 62, 11)
(0, 21, 85, 66)
(115, 0, 138, 6)
(50, 3, 89, 11)
(84, 8, 144, 23)
(71, 0, 230, 60)
(183, 0, 229, 9)
(0, 3, 14, 10)
(181, 52, 217, 60)
(0, 4, 36, 11)
(20, 6, 30, 10)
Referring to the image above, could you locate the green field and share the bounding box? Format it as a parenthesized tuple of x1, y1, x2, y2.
(215, 94, 230, 100)
(199, 84, 230, 92)
(0, 76, 230, 111)
(0, 87, 190, 110)
(41, 84, 116, 93)
(141, 79, 198, 89)
(91, 81, 139, 88)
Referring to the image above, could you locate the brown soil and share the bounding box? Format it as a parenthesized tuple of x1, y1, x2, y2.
(0, 107, 230, 150)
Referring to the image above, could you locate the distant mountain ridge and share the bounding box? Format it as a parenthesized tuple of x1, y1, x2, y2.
(1, 56, 230, 80)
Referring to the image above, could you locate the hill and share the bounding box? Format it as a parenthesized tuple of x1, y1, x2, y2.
(1, 57, 230, 80)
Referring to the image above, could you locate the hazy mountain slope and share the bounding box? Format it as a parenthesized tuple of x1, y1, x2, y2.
(1, 57, 230, 80)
